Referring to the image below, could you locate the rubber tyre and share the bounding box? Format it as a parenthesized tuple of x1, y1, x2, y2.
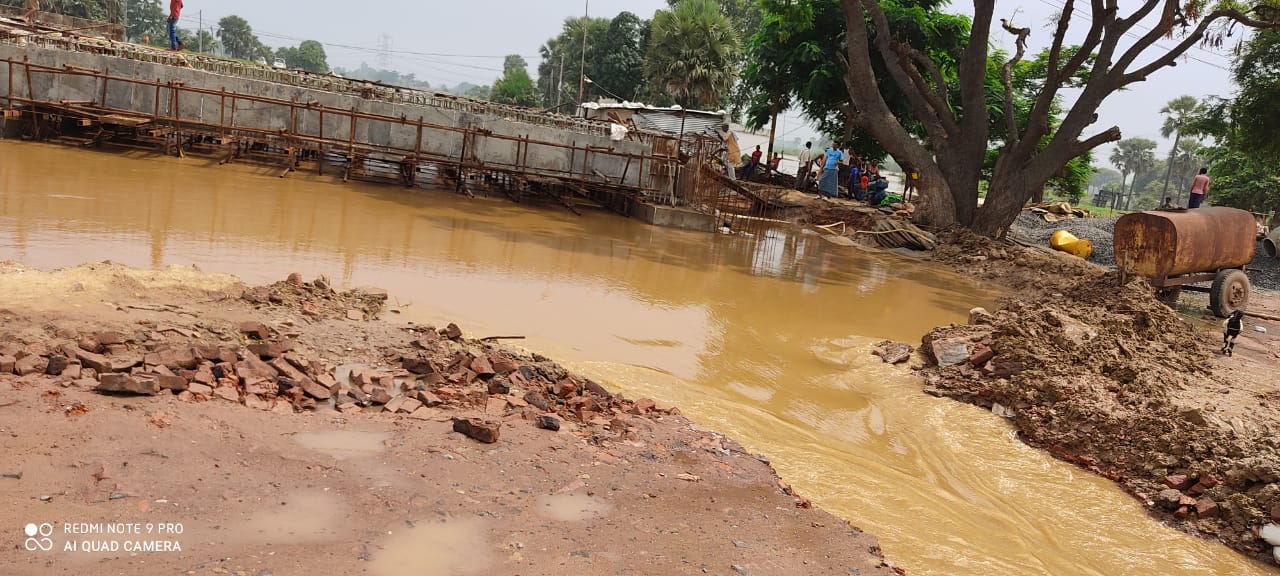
(1155, 287, 1182, 306)
(1209, 269, 1250, 318)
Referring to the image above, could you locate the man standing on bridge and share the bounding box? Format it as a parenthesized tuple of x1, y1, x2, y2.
(168, 0, 185, 51)
(22, 0, 38, 24)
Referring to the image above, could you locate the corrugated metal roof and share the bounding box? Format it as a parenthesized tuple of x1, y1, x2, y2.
(631, 110, 724, 137)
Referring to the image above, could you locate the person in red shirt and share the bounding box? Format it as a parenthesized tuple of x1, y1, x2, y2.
(742, 145, 763, 181)
(168, 0, 185, 51)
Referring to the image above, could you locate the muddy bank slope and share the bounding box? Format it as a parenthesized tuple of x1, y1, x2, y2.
(917, 233, 1280, 566)
(0, 262, 902, 576)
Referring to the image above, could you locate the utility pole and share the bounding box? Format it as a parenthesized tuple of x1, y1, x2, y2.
(123, 0, 128, 41)
(555, 50, 565, 110)
(576, 0, 588, 114)
(198, 10, 203, 53)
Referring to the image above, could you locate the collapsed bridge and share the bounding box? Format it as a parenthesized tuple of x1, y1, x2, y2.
(0, 16, 730, 220)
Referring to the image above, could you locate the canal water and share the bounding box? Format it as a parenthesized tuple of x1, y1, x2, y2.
(1, 141, 1271, 575)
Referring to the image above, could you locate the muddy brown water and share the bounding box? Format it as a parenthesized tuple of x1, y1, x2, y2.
(1, 141, 1272, 575)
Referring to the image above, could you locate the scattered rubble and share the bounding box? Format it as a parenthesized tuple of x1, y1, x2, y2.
(921, 234, 1280, 565)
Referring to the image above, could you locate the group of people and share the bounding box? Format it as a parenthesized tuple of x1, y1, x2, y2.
(718, 124, 786, 182)
(794, 141, 895, 204)
(719, 127, 915, 206)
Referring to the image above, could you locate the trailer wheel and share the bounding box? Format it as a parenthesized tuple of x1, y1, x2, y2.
(1209, 269, 1250, 317)
(1156, 287, 1182, 306)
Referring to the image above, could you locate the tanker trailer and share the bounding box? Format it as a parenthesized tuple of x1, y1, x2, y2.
(1113, 207, 1255, 317)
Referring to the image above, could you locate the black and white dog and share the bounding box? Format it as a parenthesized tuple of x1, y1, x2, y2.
(1222, 309, 1245, 356)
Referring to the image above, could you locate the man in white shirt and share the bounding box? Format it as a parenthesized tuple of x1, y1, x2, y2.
(795, 141, 813, 190)
(720, 123, 741, 180)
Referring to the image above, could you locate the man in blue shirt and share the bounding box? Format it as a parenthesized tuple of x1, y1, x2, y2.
(817, 144, 842, 198)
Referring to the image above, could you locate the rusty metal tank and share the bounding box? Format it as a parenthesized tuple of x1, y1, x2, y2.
(1112, 207, 1256, 279)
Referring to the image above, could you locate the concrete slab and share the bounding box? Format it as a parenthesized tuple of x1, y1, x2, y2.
(635, 203, 716, 233)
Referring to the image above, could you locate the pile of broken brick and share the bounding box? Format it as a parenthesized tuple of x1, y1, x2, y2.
(242, 272, 387, 321)
(0, 318, 678, 446)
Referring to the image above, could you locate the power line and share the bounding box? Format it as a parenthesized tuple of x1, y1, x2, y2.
(1029, 0, 1233, 72)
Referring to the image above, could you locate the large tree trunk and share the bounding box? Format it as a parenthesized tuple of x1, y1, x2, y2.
(910, 161, 956, 228)
(971, 161, 1042, 237)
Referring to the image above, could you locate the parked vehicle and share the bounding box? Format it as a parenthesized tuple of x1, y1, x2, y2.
(1113, 207, 1255, 317)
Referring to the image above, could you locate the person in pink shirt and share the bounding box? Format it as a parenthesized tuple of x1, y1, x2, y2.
(1188, 167, 1210, 208)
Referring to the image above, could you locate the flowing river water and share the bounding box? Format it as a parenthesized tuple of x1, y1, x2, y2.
(1, 141, 1272, 575)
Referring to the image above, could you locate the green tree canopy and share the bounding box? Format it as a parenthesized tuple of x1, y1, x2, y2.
(491, 54, 539, 107)
(645, 0, 741, 108)
(592, 12, 647, 102)
(1109, 138, 1157, 209)
(277, 40, 329, 73)
(535, 16, 610, 110)
(1184, 31, 1280, 213)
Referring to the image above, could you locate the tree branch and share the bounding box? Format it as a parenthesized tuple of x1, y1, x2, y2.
(1019, 0, 1108, 161)
(1047, 0, 1076, 78)
(904, 44, 955, 117)
(1120, 9, 1280, 84)
(863, 1, 954, 143)
(959, 0, 996, 140)
(1072, 126, 1123, 157)
(999, 22, 1030, 150)
(838, 0, 935, 167)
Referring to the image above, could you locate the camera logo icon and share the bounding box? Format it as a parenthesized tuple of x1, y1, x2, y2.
(24, 523, 53, 551)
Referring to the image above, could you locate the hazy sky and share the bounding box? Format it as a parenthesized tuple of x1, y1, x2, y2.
(171, 0, 1241, 161)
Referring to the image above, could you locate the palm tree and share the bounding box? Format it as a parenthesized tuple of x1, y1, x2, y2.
(1108, 146, 1133, 208)
(1170, 138, 1204, 194)
(1158, 95, 1200, 203)
(644, 0, 741, 108)
(1110, 138, 1157, 210)
(216, 15, 257, 60)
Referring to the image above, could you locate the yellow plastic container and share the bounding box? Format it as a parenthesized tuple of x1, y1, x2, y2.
(1050, 230, 1093, 259)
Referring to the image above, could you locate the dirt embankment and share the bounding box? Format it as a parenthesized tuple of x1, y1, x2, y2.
(913, 233, 1280, 565)
(0, 262, 903, 576)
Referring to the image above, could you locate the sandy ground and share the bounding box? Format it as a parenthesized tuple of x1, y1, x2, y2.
(907, 232, 1280, 566)
(0, 262, 902, 576)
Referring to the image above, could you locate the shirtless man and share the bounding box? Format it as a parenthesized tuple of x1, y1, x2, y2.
(23, 0, 39, 24)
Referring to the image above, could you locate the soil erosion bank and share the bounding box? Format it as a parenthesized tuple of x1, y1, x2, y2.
(0, 262, 902, 576)
(915, 232, 1280, 566)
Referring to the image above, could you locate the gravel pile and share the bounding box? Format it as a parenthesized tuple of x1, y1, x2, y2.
(1010, 212, 1280, 292)
(1247, 237, 1280, 292)
(1011, 212, 1119, 266)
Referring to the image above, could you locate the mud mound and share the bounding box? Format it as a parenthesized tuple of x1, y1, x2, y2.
(799, 204, 878, 230)
(919, 269, 1280, 562)
(928, 229, 1108, 299)
(241, 273, 387, 321)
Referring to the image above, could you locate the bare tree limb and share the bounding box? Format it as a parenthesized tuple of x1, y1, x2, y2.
(1047, 0, 1076, 78)
(1071, 126, 1123, 157)
(903, 45, 954, 116)
(999, 19, 1030, 150)
(863, 1, 953, 143)
(1121, 9, 1280, 83)
(894, 42, 960, 136)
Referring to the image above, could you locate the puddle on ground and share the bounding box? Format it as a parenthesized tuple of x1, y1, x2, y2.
(535, 493, 613, 521)
(294, 430, 388, 459)
(371, 518, 491, 576)
(334, 363, 371, 387)
(239, 490, 345, 544)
